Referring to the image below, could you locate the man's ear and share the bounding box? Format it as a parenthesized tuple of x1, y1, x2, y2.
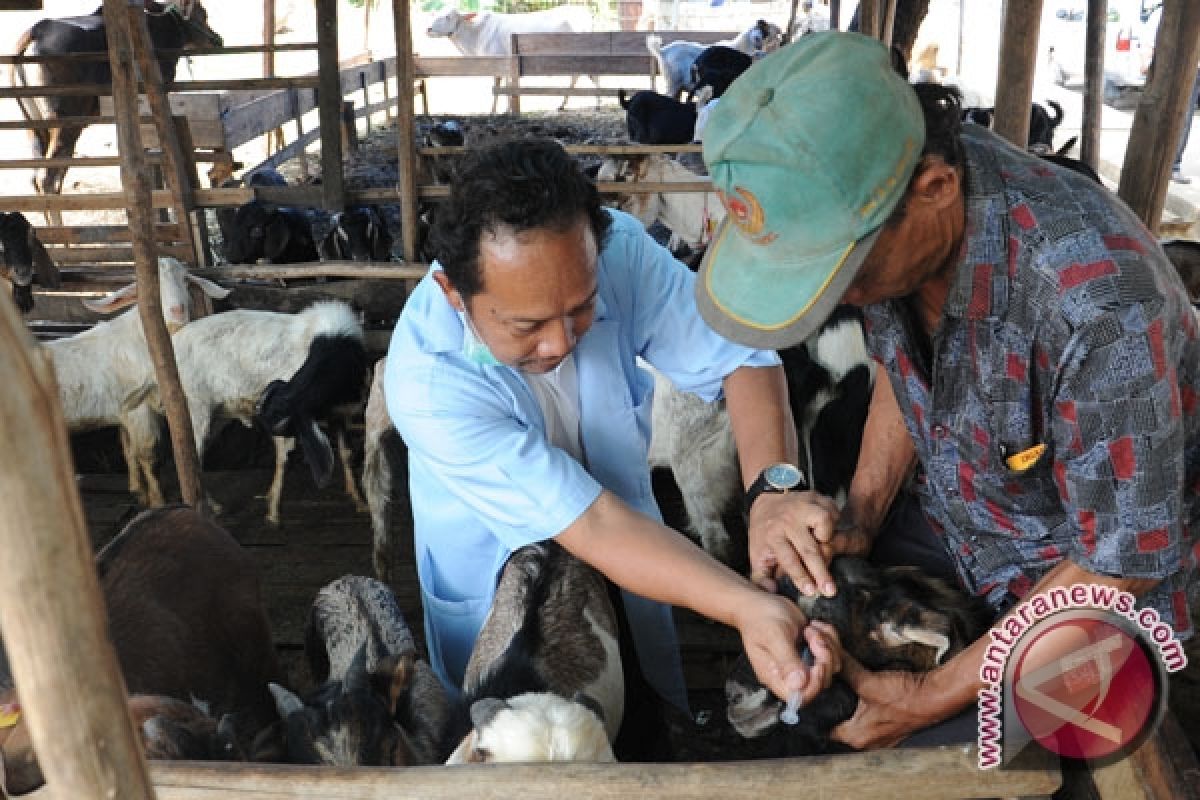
(432, 270, 465, 312)
(909, 157, 960, 213)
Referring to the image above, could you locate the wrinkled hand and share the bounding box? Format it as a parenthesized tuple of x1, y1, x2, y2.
(731, 588, 842, 706)
(830, 654, 940, 750)
(747, 492, 870, 595)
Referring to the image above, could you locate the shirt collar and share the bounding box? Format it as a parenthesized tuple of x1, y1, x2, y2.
(940, 126, 1014, 321)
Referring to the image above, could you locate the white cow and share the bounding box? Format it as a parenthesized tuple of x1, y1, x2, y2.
(427, 7, 596, 112)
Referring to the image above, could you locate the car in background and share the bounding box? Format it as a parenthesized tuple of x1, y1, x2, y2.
(1041, 1, 1158, 103)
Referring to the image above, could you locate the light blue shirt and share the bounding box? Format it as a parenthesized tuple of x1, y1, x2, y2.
(384, 210, 780, 710)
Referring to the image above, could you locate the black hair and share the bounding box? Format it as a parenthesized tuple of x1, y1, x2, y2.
(429, 138, 612, 300)
(884, 82, 967, 226)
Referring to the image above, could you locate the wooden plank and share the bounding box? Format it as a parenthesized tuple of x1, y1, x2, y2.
(414, 55, 512, 77)
(316, 0, 344, 212)
(513, 30, 738, 55)
(45, 245, 193, 263)
(0, 1, 42, 9)
(35, 224, 182, 245)
(1090, 710, 1200, 800)
(193, 263, 428, 280)
(0, 43, 317, 64)
(392, 0, 418, 262)
(520, 54, 656, 76)
(105, 745, 1061, 800)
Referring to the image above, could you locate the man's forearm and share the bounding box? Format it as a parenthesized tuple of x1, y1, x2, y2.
(844, 370, 916, 537)
(920, 559, 1162, 725)
(723, 365, 799, 488)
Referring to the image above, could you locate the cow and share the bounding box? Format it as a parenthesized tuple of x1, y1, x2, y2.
(10, 1, 222, 215)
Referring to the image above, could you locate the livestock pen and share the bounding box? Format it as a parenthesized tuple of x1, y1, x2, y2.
(2, 0, 1200, 798)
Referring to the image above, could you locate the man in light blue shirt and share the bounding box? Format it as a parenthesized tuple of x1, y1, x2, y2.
(385, 139, 838, 717)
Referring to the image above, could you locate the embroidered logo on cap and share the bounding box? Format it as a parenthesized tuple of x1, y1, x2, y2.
(718, 187, 777, 246)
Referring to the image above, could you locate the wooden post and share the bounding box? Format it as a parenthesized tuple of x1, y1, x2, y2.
(785, 0, 801, 43)
(831, 0, 841, 31)
(881, 0, 897, 47)
(292, 88, 311, 179)
(1080, 0, 1106, 171)
(1118, 2, 1200, 233)
(992, 0, 1044, 149)
(858, 0, 879, 39)
(103, 0, 205, 508)
(0, 228, 154, 799)
(508, 32, 522, 114)
(316, 0, 346, 212)
(392, 0, 420, 262)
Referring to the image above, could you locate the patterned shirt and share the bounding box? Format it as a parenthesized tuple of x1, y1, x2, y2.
(864, 126, 1200, 636)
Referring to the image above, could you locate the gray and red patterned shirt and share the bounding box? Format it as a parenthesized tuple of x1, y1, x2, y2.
(864, 125, 1199, 636)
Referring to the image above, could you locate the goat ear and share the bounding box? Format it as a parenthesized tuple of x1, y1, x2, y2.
(83, 282, 138, 314)
(268, 683, 304, 719)
(461, 12, 477, 22)
(469, 697, 509, 732)
(185, 273, 231, 300)
(28, 233, 60, 289)
(369, 651, 416, 717)
(262, 217, 292, 262)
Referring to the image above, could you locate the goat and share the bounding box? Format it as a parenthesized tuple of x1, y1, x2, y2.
(10, 2, 221, 213)
(318, 205, 393, 262)
(646, 306, 872, 561)
(646, 21, 782, 100)
(444, 541, 623, 763)
(618, 89, 696, 146)
(133, 301, 368, 524)
(598, 154, 723, 251)
(44, 257, 229, 507)
(362, 358, 407, 581)
(687, 45, 753, 102)
(427, 8, 596, 113)
(0, 506, 285, 793)
(222, 200, 319, 265)
(267, 576, 451, 766)
(725, 556, 993, 755)
(0, 211, 59, 312)
(961, 100, 1065, 153)
(1162, 239, 1200, 304)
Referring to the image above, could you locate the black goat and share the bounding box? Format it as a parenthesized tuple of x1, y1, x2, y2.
(1162, 239, 1200, 303)
(223, 200, 319, 265)
(725, 557, 993, 756)
(619, 89, 696, 145)
(961, 100, 1064, 153)
(319, 206, 393, 262)
(0, 211, 59, 312)
(688, 45, 753, 102)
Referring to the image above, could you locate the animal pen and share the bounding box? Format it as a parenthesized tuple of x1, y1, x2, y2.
(0, 0, 1198, 798)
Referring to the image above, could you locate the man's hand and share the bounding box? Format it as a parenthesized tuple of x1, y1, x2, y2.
(747, 491, 870, 595)
(729, 587, 842, 706)
(830, 654, 944, 749)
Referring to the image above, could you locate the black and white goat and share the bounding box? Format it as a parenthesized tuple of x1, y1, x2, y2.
(725, 556, 993, 755)
(268, 575, 451, 766)
(318, 205, 393, 262)
(444, 541, 623, 763)
(132, 301, 368, 524)
(45, 256, 229, 507)
(961, 100, 1066, 154)
(687, 45, 753, 102)
(646, 21, 782, 100)
(223, 200, 319, 265)
(648, 305, 873, 560)
(0, 210, 58, 312)
(597, 154, 723, 251)
(0, 506, 285, 793)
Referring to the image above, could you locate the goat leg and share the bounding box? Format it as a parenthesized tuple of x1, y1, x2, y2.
(264, 436, 295, 526)
(338, 427, 367, 513)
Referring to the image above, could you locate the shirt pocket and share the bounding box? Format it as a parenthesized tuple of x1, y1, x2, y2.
(417, 548, 493, 690)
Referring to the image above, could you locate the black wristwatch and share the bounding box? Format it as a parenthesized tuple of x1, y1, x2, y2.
(743, 463, 808, 516)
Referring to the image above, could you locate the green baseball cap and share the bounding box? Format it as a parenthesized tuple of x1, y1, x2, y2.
(697, 31, 925, 349)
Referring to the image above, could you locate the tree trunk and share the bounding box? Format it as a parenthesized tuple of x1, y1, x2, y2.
(848, 0, 930, 61)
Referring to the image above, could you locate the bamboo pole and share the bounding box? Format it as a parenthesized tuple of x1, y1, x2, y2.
(1118, 2, 1200, 233)
(858, 0, 880, 39)
(103, 0, 204, 508)
(315, 0, 346, 212)
(392, 0, 419, 262)
(0, 285, 152, 798)
(992, 0, 1043, 148)
(1080, 0, 1106, 170)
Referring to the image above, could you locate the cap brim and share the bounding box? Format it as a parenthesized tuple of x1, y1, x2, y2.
(695, 217, 882, 349)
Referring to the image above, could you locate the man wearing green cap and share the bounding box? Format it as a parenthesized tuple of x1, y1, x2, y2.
(699, 30, 1199, 748)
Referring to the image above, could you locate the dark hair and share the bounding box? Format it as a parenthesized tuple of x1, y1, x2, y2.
(429, 138, 612, 300)
(885, 82, 967, 226)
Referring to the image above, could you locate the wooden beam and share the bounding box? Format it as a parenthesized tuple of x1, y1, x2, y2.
(992, 0, 1043, 148)
(1118, 2, 1200, 232)
(194, 262, 429, 280)
(103, 0, 204, 509)
(392, 0, 419, 262)
(1080, 0, 1106, 171)
(315, 0, 345, 212)
(1089, 710, 1200, 800)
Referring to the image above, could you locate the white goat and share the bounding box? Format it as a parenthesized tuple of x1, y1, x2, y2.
(135, 301, 367, 525)
(445, 542, 623, 764)
(426, 8, 596, 113)
(44, 257, 229, 506)
(598, 154, 724, 251)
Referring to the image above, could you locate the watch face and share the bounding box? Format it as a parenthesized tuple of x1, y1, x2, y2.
(764, 463, 804, 490)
